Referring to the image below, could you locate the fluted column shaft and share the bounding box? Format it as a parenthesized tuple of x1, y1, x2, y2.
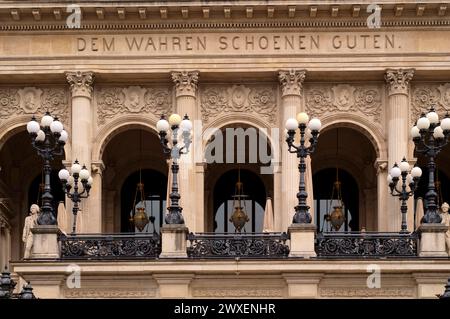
(171, 71, 200, 231)
(66, 71, 98, 232)
(385, 68, 414, 232)
(278, 70, 313, 231)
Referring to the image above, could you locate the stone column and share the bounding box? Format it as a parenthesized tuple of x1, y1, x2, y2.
(278, 70, 313, 230)
(171, 71, 199, 232)
(375, 160, 388, 231)
(66, 71, 98, 233)
(385, 69, 414, 232)
(90, 161, 105, 233)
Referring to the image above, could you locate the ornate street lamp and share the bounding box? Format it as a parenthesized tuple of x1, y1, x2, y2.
(156, 114, 192, 224)
(0, 268, 35, 299)
(411, 106, 450, 223)
(27, 112, 68, 225)
(285, 112, 321, 223)
(387, 157, 422, 233)
(58, 160, 92, 234)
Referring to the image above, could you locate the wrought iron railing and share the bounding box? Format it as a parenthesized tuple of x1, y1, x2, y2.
(59, 233, 161, 260)
(315, 231, 418, 258)
(187, 232, 290, 258)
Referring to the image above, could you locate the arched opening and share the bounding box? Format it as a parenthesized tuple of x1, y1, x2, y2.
(204, 124, 273, 233)
(213, 169, 266, 233)
(0, 129, 64, 265)
(311, 126, 378, 231)
(313, 168, 359, 232)
(101, 127, 167, 233)
(120, 169, 167, 233)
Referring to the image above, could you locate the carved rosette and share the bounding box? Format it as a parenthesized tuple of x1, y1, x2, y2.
(66, 71, 95, 98)
(0, 87, 69, 124)
(200, 84, 277, 125)
(411, 83, 450, 124)
(96, 86, 172, 125)
(385, 68, 415, 96)
(171, 71, 199, 97)
(305, 84, 382, 123)
(278, 69, 306, 97)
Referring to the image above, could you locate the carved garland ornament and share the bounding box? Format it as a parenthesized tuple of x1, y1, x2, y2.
(200, 84, 277, 125)
(320, 287, 415, 297)
(411, 83, 450, 124)
(96, 86, 172, 125)
(305, 84, 382, 123)
(192, 287, 283, 297)
(64, 288, 157, 298)
(0, 87, 69, 124)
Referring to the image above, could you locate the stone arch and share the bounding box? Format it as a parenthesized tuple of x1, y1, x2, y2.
(0, 115, 72, 161)
(92, 114, 159, 162)
(319, 112, 386, 160)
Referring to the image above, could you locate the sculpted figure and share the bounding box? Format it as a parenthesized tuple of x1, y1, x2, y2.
(22, 204, 40, 259)
(440, 202, 450, 255)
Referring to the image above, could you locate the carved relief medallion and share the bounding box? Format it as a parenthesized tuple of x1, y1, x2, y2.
(200, 84, 277, 125)
(96, 86, 172, 125)
(306, 84, 382, 123)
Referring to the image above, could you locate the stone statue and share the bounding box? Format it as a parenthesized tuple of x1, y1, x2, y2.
(440, 202, 450, 255)
(22, 204, 40, 259)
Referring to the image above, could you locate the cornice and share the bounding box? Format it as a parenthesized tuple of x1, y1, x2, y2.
(0, 2, 449, 31)
(2, 18, 450, 32)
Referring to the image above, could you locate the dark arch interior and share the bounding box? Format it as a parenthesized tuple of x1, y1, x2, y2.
(28, 171, 66, 217)
(213, 168, 266, 233)
(120, 169, 167, 233)
(313, 168, 359, 232)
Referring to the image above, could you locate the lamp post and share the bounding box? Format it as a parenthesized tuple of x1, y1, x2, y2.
(156, 114, 192, 224)
(58, 160, 92, 234)
(27, 112, 68, 225)
(387, 157, 422, 233)
(285, 112, 321, 224)
(411, 106, 450, 223)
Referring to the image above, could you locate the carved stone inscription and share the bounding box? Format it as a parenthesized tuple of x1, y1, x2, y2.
(200, 84, 277, 125)
(305, 84, 382, 123)
(96, 86, 172, 125)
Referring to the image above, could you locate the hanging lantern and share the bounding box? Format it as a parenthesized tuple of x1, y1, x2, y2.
(229, 171, 249, 232)
(131, 181, 149, 232)
(327, 176, 346, 232)
(330, 204, 345, 231)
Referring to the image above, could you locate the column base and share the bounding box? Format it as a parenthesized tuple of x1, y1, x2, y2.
(418, 224, 448, 257)
(159, 224, 189, 258)
(288, 223, 317, 258)
(30, 225, 61, 259)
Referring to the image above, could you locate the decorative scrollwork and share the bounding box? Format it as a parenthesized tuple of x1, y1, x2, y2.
(187, 232, 289, 258)
(411, 83, 450, 125)
(96, 86, 172, 125)
(200, 84, 277, 125)
(59, 233, 161, 259)
(305, 84, 382, 123)
(0, 87, 69, 123)
(316, 232, 418, 257)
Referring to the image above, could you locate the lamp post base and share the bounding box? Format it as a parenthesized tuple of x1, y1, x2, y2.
(159, 224, 189, 258)
(288, 223, 317, 258)
(418, 224, 448, 257)
(30, 225, 61, 259)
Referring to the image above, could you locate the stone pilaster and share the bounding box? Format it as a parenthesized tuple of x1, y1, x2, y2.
(171, 71, 199, 231)
(384, 68, 414, 232)
(278, 70, 313, 230)
(66, 71, 97, 232)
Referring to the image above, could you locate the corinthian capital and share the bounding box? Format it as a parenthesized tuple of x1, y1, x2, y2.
(66, 71, 95, 98)
(385, 68, 414, 96)
(171, 71, 199, 97)
(278, 69, 306, 97)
